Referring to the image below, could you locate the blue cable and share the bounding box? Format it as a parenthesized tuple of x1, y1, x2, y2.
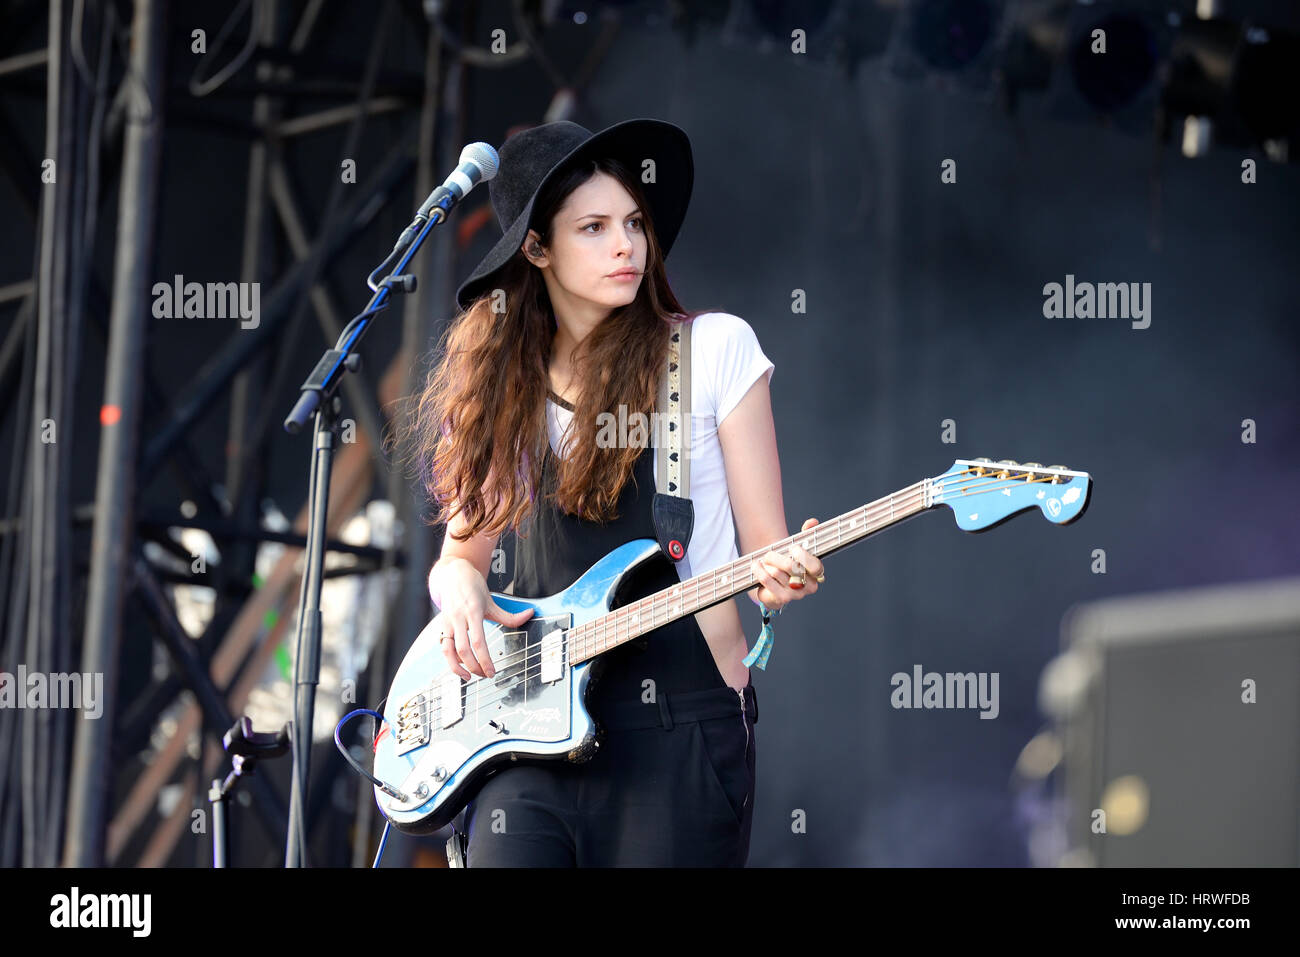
(373, 821, 391, 868)
(335, 707, 405, 868)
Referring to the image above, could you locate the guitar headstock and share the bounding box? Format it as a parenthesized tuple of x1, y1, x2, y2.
(928, 459, 1092, 531)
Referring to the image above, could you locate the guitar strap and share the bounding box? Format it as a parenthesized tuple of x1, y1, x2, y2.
(502, 322, 694, 597)
(652, 320, 695, 569)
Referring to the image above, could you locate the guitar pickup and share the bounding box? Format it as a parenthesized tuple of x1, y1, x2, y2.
(539, 627, 565, 684)
(438, 672, 464, 728)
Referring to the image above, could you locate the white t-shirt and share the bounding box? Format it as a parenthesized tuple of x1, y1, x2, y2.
(545, 311, 775, 583)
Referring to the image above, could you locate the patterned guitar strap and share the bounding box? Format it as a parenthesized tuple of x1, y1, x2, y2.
(502, 323, 695, 602)
(652, 321, 695, 567)
(652, 320, 773, 670)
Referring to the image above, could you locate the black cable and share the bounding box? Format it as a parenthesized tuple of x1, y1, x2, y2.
(288, 720, 310, 866)
(0, 279, 36, 867)
(101, 1, 152, 127)
(189, 0, 262, 97)
(69, 0, 97, 89)
(43, 0, 115, 868)
(334, 709, 402, 797)
(421, 0, 530, 67)
(510, 0, 568, 90)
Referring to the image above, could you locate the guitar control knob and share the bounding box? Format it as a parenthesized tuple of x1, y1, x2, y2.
(415, 782, 430, 798)
(432, 766, 448, 782)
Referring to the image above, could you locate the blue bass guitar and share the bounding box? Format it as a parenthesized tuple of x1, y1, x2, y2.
(371, 458, 1092, 833)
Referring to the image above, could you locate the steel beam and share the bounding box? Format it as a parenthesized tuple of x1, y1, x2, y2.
(64, 0, 166, 868)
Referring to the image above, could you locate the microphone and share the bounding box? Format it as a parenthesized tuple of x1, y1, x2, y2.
(396, 141, 500, 249)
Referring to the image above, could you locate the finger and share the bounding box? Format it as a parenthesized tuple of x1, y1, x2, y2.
(755, 556, 786, 591)
(485, 601, 534, 625)
(436, 616, 460, 675)
(763, 549, 796, 577)
(771, 553, 803, 601)
(773, 554, 804, 595)
(767, 547, 812, 583)
(791, 544, 824, 580)
(752, 559, 793, 608)
(441, 638, 467, 681)
(444, 616, 472, 681)
(453, 616, 485, 679)
(469, 614, 496, 679)
(766, 548, 808, 590)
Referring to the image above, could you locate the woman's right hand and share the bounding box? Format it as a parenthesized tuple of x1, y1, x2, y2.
(429, 558, 535, 681)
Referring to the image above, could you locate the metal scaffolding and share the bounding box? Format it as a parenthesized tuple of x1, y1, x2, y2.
(0, 0, 498, 867)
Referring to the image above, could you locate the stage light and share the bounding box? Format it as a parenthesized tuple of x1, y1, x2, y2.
(889, 0, 1006, 95)
(1159, 14, 1241, 157)
(1232, 25, 1300, 160)
(909, 0, 998, 72)
(1043, 3, 1173, 136)
(1159, 13, 1300, 161)
(995, 0, 1072, 114)
(1069, 11, 1159, 113)
(719, 0, 897, 81)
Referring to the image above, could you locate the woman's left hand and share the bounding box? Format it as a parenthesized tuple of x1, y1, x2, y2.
(750, 518, 825, 611)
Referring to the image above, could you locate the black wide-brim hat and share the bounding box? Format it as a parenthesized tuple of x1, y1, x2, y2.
(455, 118, 693, 312)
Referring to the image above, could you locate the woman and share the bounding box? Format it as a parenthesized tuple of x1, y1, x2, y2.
(407, 119, 825, 866)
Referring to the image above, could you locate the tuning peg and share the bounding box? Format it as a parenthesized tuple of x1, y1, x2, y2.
(1022, 462, 1044, 469)
(995, 459, 1019, 477)
(969, 457, 994, 475)
(1047, 464, 1068, 484)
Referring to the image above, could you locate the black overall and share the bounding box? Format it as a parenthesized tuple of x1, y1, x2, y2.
(464, 397, 758, 866)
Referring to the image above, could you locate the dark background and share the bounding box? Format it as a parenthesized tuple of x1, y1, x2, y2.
(1, 0, 1297, 866)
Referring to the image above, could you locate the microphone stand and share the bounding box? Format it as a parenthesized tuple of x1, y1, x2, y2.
(210, 718, 291, 867)
(281, 191, 458, 868)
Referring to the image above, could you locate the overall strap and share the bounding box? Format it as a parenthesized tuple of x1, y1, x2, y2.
(652, 319, 695, 566)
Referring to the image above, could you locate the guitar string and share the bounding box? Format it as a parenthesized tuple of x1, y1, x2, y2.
(423, 467, 1064, 687)
(394, 469, 1074, 728)
(400, 468, 1072, 728)
(402, 474, 927, 725)
(401, 469, 1072, 727)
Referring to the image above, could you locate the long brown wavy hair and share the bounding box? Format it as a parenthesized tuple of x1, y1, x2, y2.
(395, 154, 713, 544)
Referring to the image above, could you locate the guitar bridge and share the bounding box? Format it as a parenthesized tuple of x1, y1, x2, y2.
(394, 692, 430, 756)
